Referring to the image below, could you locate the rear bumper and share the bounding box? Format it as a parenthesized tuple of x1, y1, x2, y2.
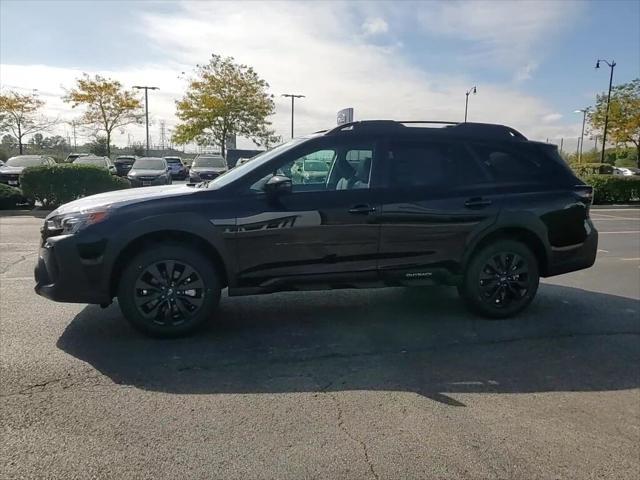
(34, 234, 111, 305)
(545, 221, 598, 277)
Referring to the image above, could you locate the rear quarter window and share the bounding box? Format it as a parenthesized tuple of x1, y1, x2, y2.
(469, 142, 570, 184)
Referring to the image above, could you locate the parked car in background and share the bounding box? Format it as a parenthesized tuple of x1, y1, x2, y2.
(114, 155, 137, 177)
(73, 155, 117, 175)
(127, 157, 172, 187)
(65, 153, 89, 163)
(164, 156, 187, 179)
(0, 155, 56, 187)
(189, 154, 227, 182)
(613, 167, 634, 176)
(292, 158, 330, 184)
(627, 167, 640, 176)
(34, 120, 598, 337)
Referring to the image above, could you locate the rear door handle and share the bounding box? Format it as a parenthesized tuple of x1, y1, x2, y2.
(464, 197, 492, 209)
(348, 204, 376, 214)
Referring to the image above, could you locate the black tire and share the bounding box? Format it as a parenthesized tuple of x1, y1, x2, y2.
(117, 243, 221, 337)
(458, 239, 539, 319)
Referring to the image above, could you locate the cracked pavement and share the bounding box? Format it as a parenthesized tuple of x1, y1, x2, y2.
(1, 210, 639, 479)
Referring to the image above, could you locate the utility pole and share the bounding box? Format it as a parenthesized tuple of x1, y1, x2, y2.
(133, 85, 159, 156)
(574, 107, 590, 163)
(464, 86, 477, 122)
(281, 93, 305, 138)
(595, 59, 616, 163)
(559, 137, 564, 153)
(159, 120, 166, 151)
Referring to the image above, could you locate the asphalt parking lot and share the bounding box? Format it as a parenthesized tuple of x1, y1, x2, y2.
(1, 209, 639, 479)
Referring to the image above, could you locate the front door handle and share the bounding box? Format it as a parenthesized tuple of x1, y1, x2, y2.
(464, 197, 493, 209)
(348, 204, 376, 214)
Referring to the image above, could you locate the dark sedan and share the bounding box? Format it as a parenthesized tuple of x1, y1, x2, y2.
(126, 157, 172, 187)
(114, 156, 137, 177)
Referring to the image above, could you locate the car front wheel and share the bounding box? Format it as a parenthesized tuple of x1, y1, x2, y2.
(458, 239, 539, 319)
(117, 244, 221, 337)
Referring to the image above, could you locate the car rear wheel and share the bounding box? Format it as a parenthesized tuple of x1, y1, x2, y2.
(117, 244, 220, 337)
(458, 240, 539, 319)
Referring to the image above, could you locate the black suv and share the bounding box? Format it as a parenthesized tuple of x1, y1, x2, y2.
(35, 121, 597, 337)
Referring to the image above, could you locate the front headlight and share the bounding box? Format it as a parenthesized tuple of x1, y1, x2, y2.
(46, 208, 110, 235)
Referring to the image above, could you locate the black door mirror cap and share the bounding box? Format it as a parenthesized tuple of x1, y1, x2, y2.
(264, 175, 292, 196)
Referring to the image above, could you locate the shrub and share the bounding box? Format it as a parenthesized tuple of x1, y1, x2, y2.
(0, 183, 29, 210)
(20, 164, 130, 208)
(581, 174, 640, 204)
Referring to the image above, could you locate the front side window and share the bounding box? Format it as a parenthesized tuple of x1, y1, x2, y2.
(249, 141, 375, 193)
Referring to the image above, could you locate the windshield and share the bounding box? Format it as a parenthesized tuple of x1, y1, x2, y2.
(6, 156, 46, 167)
(193, 156, 226, 168)
(133, 158, 166, 170)
(204, 137, 308, 189)
(305, 160, 328, 172)
(75, 158, 106, 167)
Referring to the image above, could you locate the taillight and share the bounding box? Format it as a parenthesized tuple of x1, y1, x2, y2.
(574, 184, 593, 201)
(574, 185, 594, 211)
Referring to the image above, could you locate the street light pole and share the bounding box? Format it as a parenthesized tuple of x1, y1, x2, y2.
(133, 85, 159, 156)
(574, 107, 590, 163)
(595, 59, 616, 164)
(281, 93, 305, 138)
(464, 86, 476, 123)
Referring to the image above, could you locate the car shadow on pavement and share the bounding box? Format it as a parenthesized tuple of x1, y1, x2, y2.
(57, 284, 640, 405)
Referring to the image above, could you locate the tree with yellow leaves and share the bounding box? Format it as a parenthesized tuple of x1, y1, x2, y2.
(173, 54, 276, 157)
(589, 78, 640, 168)
(0, 90, 58, 154)
(64, 74, 142, 157)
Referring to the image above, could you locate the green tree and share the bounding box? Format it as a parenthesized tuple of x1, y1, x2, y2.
(64, 74, 142, 157)
(0, 90, 57, 154)
(173, 54, 276, 157)
(589, 78, 640, 168)
(89, 136, 110, 156)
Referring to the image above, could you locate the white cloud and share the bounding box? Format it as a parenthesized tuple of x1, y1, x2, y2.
(0, 1, 582, 149)
(362, 17, 389, 36)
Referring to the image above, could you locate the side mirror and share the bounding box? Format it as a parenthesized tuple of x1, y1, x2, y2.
(264, 175, 292, 197)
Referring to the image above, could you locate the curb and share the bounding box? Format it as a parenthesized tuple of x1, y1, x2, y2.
(0, 209, 52, 218)
(591, 204, 640, 210)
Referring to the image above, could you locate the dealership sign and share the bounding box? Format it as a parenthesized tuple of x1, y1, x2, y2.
(337, 108, 354, 125)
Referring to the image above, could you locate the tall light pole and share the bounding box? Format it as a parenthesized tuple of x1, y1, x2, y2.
(133, 85, 159, 156)
(464, 86, 476, 122)
(281, 93, 305, 138)
(595, 59, 616, 163)
(574, 107, 590, 163)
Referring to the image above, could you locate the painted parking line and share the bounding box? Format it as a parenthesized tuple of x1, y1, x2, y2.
(598, 230, 640, 234)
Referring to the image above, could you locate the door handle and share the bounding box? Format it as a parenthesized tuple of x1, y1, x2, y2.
(464, 197, 492, 209)
(348, 204, 376, 214)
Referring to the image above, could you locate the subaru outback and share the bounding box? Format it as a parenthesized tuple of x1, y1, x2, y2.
(35, 121, 597, 337)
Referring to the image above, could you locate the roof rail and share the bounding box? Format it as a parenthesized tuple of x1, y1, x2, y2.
(325, 119, 527, 140)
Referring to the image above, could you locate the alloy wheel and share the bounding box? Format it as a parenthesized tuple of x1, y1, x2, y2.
(134, 260, 206, 326)
(478, 252, 531, 309)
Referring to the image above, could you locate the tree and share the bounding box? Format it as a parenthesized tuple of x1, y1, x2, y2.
(589, 78, 640, 168)
(41, 135, 68, 150)
(88, 136, 110, 156)
(0, 90, 58, 154)
(30, 133, 44, 148)
(131, 142, 145, 157)
(1, 134, 16, 148)
(64, 74, 142, 157)
(173, 54, 276, 157)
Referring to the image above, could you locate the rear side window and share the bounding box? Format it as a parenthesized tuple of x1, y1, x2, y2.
(470, 143, 564, 183)
(388, 140, 487, 188)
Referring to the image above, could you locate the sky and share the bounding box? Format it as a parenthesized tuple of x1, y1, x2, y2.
(1, 0, 639, 152)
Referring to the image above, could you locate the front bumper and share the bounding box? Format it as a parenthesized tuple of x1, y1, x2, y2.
(34, 233, 111, 304)
(128, 176, 167, 187)
(545, 221, 598, 277)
